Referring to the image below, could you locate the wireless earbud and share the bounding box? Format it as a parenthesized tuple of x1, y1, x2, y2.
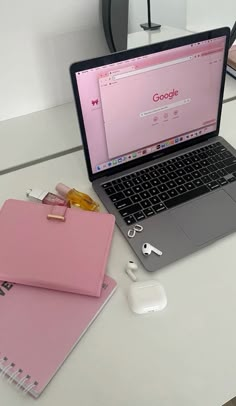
(125, 261, 138, 282)
(142, 243, 162, 257)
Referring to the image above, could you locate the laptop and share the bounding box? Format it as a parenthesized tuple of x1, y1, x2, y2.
(70, 26, 236, 272)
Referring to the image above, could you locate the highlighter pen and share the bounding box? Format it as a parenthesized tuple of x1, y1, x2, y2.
(55, 183, 99, 212)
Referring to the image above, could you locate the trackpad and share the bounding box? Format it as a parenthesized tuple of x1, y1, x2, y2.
(171, 190, 236, 246)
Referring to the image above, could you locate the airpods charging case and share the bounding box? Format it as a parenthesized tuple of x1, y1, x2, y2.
(127, 280, 167, 314)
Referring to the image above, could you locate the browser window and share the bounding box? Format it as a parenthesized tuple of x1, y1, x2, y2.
(76, 36, 226, 173)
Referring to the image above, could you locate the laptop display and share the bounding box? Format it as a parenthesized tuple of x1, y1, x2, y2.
(72, 33, 226, 177)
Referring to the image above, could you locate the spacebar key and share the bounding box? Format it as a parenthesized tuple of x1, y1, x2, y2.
(165, 186, 209, 209)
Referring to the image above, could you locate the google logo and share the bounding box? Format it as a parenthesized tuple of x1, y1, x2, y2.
(153, 89, 179, 102)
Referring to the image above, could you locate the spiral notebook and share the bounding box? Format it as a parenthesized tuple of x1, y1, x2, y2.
(0, 275, 117, 398)
(0, 199, 115, 297)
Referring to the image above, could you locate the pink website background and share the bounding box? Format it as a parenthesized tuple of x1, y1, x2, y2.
(76, 37, 225, 172)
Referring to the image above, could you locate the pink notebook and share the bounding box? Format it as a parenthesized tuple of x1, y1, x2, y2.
(0, 199, 115, 296)
(0, 275, 117, 397)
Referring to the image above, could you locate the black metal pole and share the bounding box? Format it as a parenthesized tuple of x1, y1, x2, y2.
(140, 0, 161, 31)
(147, 0, 151, 28)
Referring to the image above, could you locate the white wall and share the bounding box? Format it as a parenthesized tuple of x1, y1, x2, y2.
(0, 0, 187, 122)
(186, 0, 236, 31)
(0, 0, 109, 122)
(128, 0, 187, 33)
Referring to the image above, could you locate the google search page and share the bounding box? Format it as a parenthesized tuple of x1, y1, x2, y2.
(99, 45, 224, 159)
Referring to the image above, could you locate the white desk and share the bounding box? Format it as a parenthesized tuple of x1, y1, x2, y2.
(0, 27, 235, 174)
(0, 100, 236, 406)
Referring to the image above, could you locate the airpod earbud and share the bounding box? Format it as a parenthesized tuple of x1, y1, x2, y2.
(142, 243, 162, 257)
(125, 261, 138, 282)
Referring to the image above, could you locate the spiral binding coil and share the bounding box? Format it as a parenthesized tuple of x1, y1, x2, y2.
(0, 354, 38, 396)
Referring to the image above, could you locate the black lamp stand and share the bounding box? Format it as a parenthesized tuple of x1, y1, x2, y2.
(140, 0, 161, 31)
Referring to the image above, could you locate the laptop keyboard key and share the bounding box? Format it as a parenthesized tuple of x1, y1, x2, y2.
(200, 168, 210, 176)
(193, 179, 203, 187)
(168, 171, 178, 179)
(102, 182, 112, 189)
(183, 174, 193, 182)
(149, 196, 161, 205)
(176, 185, 187, 194)
(131, 194, 142, 203)
(142, 182, 152, 190)
(150, 178, 160, 186)
(223, 157, 236, 167)
(133, 177, 142, 185)
(210, 172, 220, 181)
(150, 187, 159, 196)
(123, 188, 135, 197)
(124, 215, 136, 226)
(192, 171, 201, 179)
(159, 175, 169, 183)
(119, 203, 142, 217)
(185, 182, 195, 190)
(123, 180, 134, 188)
(208, 181, 220, 190)
(141, 174, 151, 182)
(201, 175, 211, 184)
(176, 169, 186, 177)
(114, 198, 132, 210)
(222, 151, 233, 159)
(140, 199, 151, 209)
(176, 177, 185, 186)
(110, 192, 125, 202)
(133, 185, 143, 193)
(218, 178, 228, 186)
(134, 211, 146, 222)
(159, 167, 168, 175)
(114, 184, 124, 192)
(140, 191, 151, 199)
(153, 203, 166, 213)
(158, 184, 168, 192)
(159, 192, 169, 201)
(143, 207, 155, 217)
(168, 189, 178, 197)
(165, 185, 209, 209)
(226, 163, 236, 174)
(105, 186, 116, 195)
(166, 180, 177, 189)
(151, 170, 159, 178)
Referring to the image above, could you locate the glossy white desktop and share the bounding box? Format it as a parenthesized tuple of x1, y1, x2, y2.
(0, 100, 236, 406)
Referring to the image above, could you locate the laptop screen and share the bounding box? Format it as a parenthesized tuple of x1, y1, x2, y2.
(74, 34, 227, 175)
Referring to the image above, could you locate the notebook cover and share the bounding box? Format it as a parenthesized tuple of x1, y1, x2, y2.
(0, 199, 115, 296)
(0, 275, 117, 397)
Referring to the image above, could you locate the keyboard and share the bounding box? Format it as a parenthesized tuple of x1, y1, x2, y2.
(102, 142, 236, 226)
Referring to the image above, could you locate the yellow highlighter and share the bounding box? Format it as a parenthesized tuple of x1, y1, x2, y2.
(56, 183, 99, 212)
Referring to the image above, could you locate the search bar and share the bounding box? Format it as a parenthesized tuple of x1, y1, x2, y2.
(113, 56, 192, 81)
(140, 98, 191, 117)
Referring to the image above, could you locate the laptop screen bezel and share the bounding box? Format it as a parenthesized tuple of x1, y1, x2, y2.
(70, 27, 230, 182)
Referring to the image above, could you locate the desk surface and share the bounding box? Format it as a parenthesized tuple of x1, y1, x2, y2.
(0, 27, 235, 174)
(0, 100, 236, 406)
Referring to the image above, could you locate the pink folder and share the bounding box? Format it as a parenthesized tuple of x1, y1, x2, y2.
(0, 275, 117, 397)
(0, 199, 115, 296)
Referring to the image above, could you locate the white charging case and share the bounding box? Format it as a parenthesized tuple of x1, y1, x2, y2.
(127, 280, 167, 314)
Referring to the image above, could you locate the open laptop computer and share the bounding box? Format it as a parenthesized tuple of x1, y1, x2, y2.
(70, 26, 236, 272)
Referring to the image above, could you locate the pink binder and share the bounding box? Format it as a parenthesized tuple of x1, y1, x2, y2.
(0, 199, 115, 296)
(0, 275, 117, 397)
